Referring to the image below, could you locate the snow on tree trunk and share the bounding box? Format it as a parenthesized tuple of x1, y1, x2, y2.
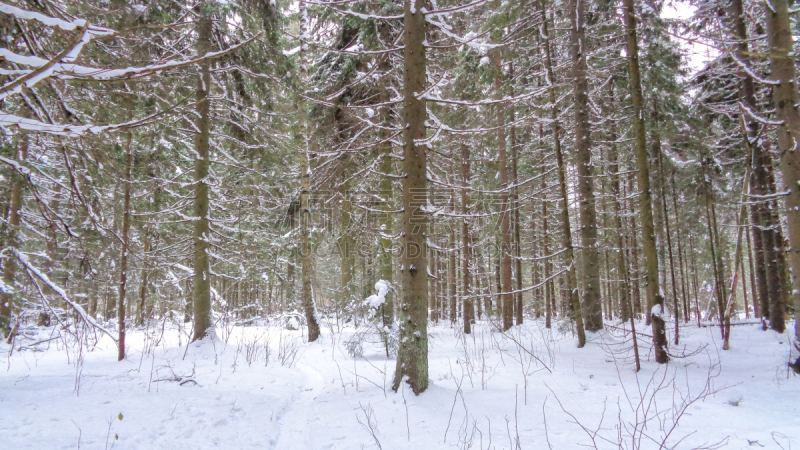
(393, 0, 429, 395)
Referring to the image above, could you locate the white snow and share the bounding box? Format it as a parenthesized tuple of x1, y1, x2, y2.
(364, 279, 391, 308)
(651, 303, 663, 317)
(1, 318, 798, 449)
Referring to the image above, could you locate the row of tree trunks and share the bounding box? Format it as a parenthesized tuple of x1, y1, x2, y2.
(540, 0, 585, 346)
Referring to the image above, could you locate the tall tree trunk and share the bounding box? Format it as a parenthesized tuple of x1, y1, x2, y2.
(461, 144, 473, 334)
(490, 50, 514, 331)
(192, 3, 213, 341)
(510, 99, 523, 325)
(670, 170, 690, 323)
(299, 2, 320, 342)
(0, 127, 28, 337)
(542, 169, 552, 329)
(690, 235, 702, 326)
(449, 227, 457, 325)
(703, 164, 727, 338)
(607, 84, 631, 322)
(378, 137, 394, 331)
(626, 174, 643, 315)
(118, 132, 132, 360)
(41, 183, 61, 326)
(136, 231, 151, 326)
(623, 0, 667, 362)
(730, 0, 768, 326)
(749, 162, 771, 324)
(339, 179, 356, 308)
(393, 0, 428, 394)
(763, 0, 799, 336)
(540, 0, 585, 345)
(569, 0, 602, 332)
(656, 127, 680, 344)
(746, 218, 759, 318)
(724, 195, 749, 350)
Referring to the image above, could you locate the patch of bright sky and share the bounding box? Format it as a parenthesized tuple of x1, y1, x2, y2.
(661, 0, 719, 76)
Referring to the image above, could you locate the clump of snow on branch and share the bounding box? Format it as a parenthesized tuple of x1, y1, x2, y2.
(364, 280, 391, 309)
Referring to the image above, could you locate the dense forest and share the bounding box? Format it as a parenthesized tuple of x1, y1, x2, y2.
(1, 0, 799, 447)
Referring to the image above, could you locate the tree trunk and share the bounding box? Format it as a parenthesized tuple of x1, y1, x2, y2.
(623, 0, 667, 362)
(449, 227, 457, 325)
(0, 127, 28, 337)
(461, 144, 473, 334)
(393, 0, 429, 394)
(118, 132, 132, 361)
(607, 84, 631, 322)
(540, 0, 585, 345)
(626, 174, 643, 315)
(689, 236, 702, 326)
(746, 219, 759, 318)
(490, 50, 514, 331)
(670, 170, 690, 323)
(569, 0, 602, 332)
(299, 3, 321, 342)
(339, 179, 356, 308)
(192, 4, 213, 342)
(510, 101, 523, 326)
(763, 0, 799, 336)
(656, 124, 680, 344)
(542, 170, 552, 329)
(136, 231, 151, 326)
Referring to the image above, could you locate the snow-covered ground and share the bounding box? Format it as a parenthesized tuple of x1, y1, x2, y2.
(1, 317, 797, 449)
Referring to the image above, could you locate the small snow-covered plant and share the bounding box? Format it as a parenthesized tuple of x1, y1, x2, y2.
(358, 280, 398, 357)
(555, 318, 574, 338)
(278, 312, 305, 331)
(344, 315, 398, 359)
(344, 335, 364, 358)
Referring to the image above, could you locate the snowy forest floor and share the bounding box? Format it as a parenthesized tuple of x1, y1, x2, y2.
(1, 316, 798, 449)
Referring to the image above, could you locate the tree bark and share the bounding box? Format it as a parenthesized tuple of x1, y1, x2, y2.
(623, 0, 667, 362)
(656, 122, 680, 344)
(192, 3, 213, 342)
(449, 226, 457, 324)
(607, 83, 631, 322)
(569, 0, 602, 332)
(461, 144, 473, 334)
(510, 98, 523, 325)
(763, 0, 800, 336)
(489, 50, 514, 331)
(393, 0, 429, 394)
(0, 127, 28, 337)
(540, 0, 585, 345)
(118, 132, 132, 361)
(136, 231, 150, 326)
(670, 170, 690, 323)
(299, 2, 321, 342)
